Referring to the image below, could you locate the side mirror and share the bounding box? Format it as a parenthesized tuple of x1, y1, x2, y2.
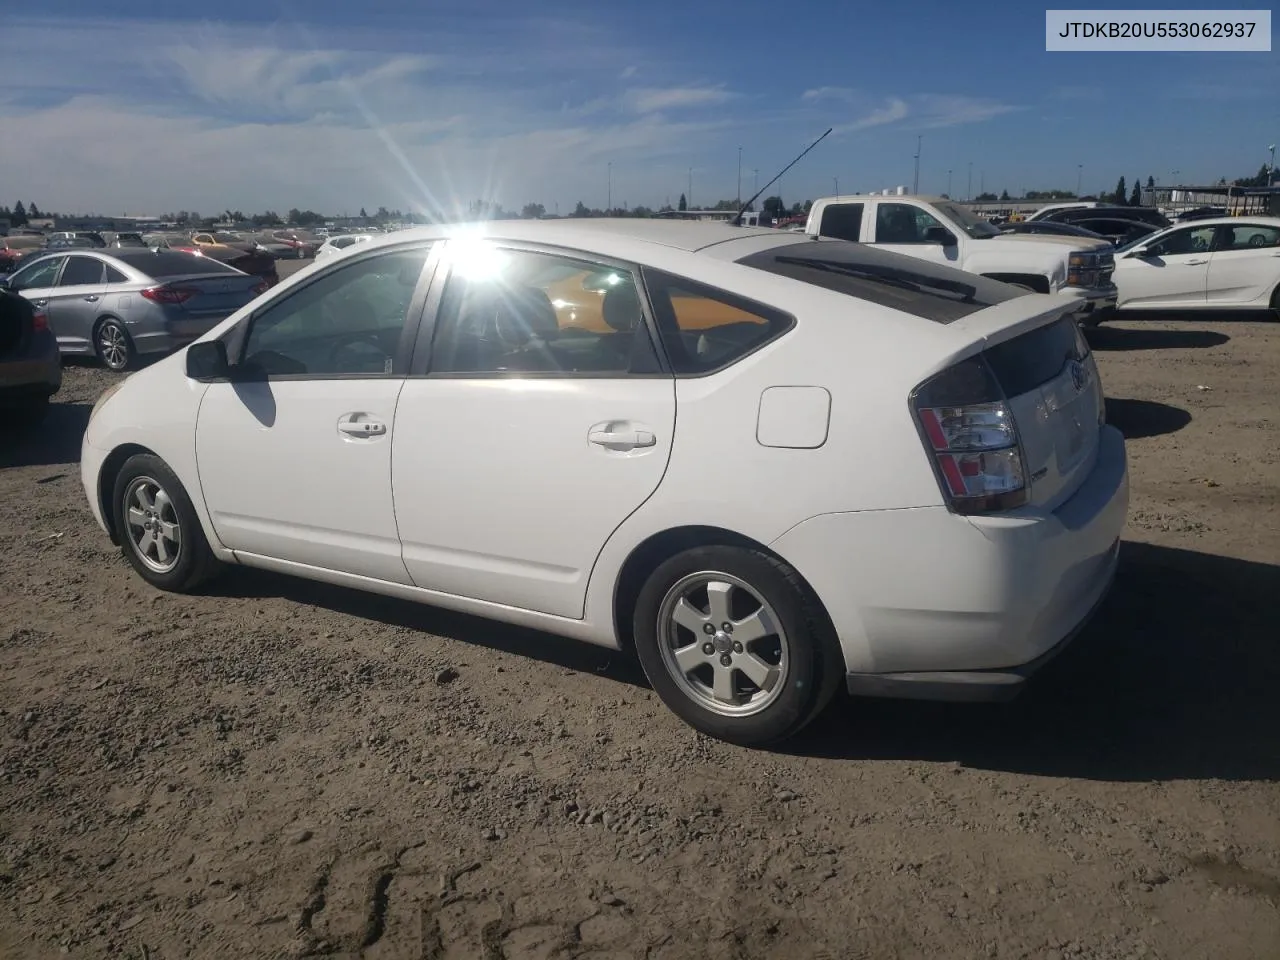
(186, 339, 229, 380)
(0, 276, 11, 290)
(1131, 244, 1154, 257)
(924, 226, 957, 246)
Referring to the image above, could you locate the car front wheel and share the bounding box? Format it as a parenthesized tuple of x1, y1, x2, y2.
(112, 453, 221, 592)
(633, 545, 843, 747)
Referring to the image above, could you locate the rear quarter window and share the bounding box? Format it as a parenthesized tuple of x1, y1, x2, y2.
(641, 269, 794, 375)
(736, 240, 1022, 324)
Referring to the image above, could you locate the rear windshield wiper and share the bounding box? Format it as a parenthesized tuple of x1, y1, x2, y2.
(773, 255, 979, 303)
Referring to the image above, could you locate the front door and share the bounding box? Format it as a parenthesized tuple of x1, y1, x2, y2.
(869, 201, 955, 266)
(392, 241, 675, 618)
(45, 254, 108, 355)
(1115, 224, 1215, 308)
(6, 254, 66, 338)
(194, 244, 435, 583)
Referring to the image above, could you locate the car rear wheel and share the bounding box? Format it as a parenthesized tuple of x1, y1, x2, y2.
(1270, 282, 1280, 320)
(633, 545, 843, 747)
(113, 453, 220, 592)
(95, 318, 134, 371)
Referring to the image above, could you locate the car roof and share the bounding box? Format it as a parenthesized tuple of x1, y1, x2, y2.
(1161, 216, 1280, 228)
(367, 218, 801, 257)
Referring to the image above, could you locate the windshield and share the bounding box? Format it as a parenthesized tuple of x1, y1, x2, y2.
(213, 232, 241, 243)
(935, 202, 1001, 239)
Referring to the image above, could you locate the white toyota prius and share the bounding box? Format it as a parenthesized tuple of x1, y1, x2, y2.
(80, 219, 1128, 746)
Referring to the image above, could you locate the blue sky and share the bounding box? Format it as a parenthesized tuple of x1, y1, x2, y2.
(1, 0, 1275, 216)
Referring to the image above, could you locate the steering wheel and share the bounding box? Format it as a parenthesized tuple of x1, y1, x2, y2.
(328, 333, 391, 373)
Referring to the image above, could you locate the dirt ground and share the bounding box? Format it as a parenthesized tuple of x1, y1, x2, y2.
(1, 306, 1278, 960)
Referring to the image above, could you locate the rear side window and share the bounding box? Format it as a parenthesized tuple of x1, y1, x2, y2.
(58, 256, 104, 286)
(104, 265, 129, 284)
(114, 251, 241, 278)
(737, 240, 1021, 323)
(641, 269, 793, 375)
(818, 203, 863, 241)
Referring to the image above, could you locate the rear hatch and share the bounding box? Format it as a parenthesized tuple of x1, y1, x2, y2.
(955, 302, 1105, 510)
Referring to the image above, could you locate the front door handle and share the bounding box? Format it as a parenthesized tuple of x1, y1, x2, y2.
(32, 299, 48, 308)
(589, 422, 656, 450)
(337, 417, 386, 438)
(83, 295, 99, 302)
(1183, 259, 1208, 265)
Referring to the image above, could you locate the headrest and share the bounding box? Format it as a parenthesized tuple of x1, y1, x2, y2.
(492, 285, 559, 343)
(601, 281, 642, 332)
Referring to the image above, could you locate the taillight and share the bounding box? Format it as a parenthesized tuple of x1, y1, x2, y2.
(32, 312, 49, 332)
(140, 285, 196, 305)
(911, 356, 1028, 514)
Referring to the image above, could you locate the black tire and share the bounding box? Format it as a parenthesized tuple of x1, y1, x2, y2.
(632, 545, 843, 747)
(95, 318, 135, 371)
(112, 453, 220, 592)
(1270, 283, 1280, 320)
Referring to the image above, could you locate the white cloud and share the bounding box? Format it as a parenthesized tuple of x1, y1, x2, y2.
(801, 86, 860, 103)
(0, 16, 745, 213)
(619, 65, 638, 79)
(834, 97, 910, 133)
(625, 86, 735, 114)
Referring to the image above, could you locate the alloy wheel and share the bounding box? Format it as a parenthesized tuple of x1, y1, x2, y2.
(123, 476, 182, 574)
(656, 571, 790, 718)
(98, 322, 130, 370)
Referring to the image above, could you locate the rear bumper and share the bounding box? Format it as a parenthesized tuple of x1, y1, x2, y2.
(772, 424, 1129, 701)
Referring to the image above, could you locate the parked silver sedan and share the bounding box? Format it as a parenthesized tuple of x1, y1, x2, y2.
(0, 249, 267, 370)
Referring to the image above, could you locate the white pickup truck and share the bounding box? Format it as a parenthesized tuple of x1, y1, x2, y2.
(804, 195, 1118, 324)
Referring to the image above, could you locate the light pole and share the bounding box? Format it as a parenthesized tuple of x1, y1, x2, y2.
(913, 135, 921, 195)
(688, 167, 693, 209)
(1077, 164, 1082, 198)
(737, 146, 743, 207)
(607, 162, 612, 213)
(947, 168, 952, 198)
(753, 168, 759, 196)
(834, 177, 840, 198)
(967, 162, 972, 201)
(1269, 145, 1276, 186)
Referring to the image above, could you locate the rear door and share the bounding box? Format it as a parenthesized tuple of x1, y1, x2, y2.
(45, 255, 107, 354)
(6, 257, 66, 323)
(391, 240, 675, 618)
(1205, 223, 1280, 305)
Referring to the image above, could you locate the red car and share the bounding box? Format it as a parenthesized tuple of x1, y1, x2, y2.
(0, 235, 47, 274)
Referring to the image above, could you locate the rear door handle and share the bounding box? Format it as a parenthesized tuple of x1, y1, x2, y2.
(589, 423, 656, 450)
(32, 299, 48, 307)
(83, 295, 99, 302)
(1183, 259, 1208, 265)
(337, 417, 386, 438)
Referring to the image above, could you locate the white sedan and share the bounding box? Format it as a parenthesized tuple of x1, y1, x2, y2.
(313, 233, 376, 263)
(80, 220, 1128, 745)
(1111, 216, 1280, 314)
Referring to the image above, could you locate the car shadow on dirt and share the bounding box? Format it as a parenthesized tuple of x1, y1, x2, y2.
(1104, 397, 1191, 438)
(206, 566, 650, 685)
(0, 401, 90, 469)
(799, 539, 1280, 783)
(1087, 327, 1230, 351)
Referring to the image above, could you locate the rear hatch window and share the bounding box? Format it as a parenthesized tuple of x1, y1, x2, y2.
(988, 315, 1103, 509)
(737, 240, 1023, 323)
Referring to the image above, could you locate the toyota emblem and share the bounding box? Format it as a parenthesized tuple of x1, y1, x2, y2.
(1070, 360, 1087, 392)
